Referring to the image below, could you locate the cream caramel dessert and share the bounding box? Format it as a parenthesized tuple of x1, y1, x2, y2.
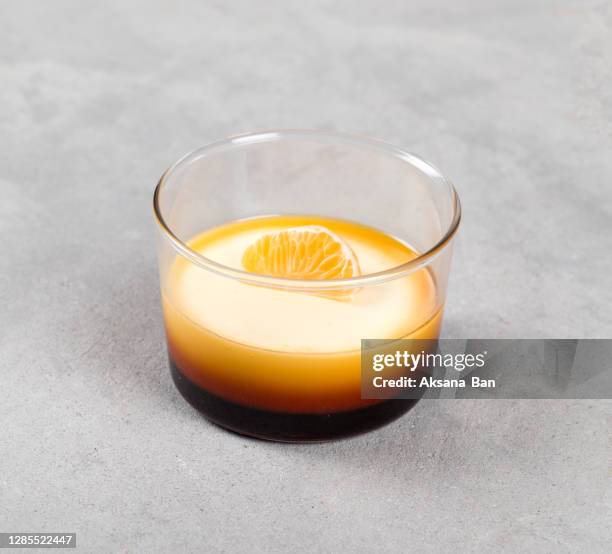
(162, 215, 442, 441)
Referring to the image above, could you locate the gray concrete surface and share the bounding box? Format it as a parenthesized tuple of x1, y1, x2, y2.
(1, 1, 611, 552)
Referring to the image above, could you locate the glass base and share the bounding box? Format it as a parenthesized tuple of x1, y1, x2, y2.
(170, 359, 418, 443)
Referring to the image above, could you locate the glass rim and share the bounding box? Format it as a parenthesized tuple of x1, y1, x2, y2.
(153, 129, 461, 290)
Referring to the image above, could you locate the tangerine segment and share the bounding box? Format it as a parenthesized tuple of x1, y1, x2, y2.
(242, 226, 361, 281)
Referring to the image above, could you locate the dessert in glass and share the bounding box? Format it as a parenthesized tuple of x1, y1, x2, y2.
(153, 130, 460, 442)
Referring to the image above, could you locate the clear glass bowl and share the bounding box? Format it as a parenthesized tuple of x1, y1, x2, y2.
(154, 130, 461, 442)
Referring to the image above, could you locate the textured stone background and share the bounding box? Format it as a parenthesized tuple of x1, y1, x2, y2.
(1, 1, 611, 552)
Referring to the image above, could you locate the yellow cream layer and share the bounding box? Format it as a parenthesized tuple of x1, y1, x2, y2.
(165, 215, 436, 353)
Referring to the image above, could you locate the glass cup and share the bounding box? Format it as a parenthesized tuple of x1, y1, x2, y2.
(153, 130, 461, 442)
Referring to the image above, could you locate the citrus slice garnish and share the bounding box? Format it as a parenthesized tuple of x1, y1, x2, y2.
(242, 226, 360, 297)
